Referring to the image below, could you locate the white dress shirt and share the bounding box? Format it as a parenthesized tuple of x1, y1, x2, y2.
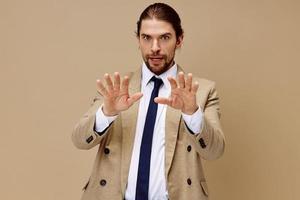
(95, 63, 203, 200)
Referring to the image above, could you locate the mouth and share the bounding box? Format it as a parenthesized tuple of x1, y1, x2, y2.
(148, 56, 164, 65)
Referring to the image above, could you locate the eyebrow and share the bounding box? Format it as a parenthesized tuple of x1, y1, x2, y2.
(140, 32, 172, 37)
(141, 33, 150, 37)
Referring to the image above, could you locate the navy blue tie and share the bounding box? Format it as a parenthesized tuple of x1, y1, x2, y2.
(135, 76, 163, 200)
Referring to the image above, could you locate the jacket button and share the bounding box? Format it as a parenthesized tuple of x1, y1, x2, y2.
(86, 135, 93, 144)
(199, 138, 207, 148)
(187, 145, 192, 152)
(104, 147, 110, 154)
(100, 179, 107, 186)
(187, 178, 192, 185)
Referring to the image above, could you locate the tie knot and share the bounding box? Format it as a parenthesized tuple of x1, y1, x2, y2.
(150, 76, 163, 89)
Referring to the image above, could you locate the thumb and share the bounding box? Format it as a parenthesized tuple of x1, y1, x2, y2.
(127, 92, 143, 105)
(154, 97, 172, 106)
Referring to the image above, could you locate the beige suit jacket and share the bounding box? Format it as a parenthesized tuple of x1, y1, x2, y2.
(72, 66, 225, 200)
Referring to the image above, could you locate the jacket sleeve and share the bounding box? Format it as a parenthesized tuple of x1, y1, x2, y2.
(184, 81, 225, 160)
(71, 93, 113, 150)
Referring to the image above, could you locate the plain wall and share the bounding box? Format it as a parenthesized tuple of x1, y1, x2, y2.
(1, 0, 300, 199)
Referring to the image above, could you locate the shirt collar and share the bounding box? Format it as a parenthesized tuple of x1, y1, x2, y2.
(141, 62, 177, 88)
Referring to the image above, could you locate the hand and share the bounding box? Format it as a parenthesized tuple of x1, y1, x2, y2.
(154, 72, 199, 115)
(96, 72, 143, 116)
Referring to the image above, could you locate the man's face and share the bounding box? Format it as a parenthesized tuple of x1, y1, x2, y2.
(138, 18, 183, 75)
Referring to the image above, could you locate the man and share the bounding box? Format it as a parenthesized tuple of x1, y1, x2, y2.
(72, 3, 225, 200)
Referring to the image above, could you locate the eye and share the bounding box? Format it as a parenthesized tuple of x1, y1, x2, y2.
(161, 35, 170, 40)
(142, 35, 150, 41)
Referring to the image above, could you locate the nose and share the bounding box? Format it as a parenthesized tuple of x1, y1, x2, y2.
(151, 39, 160, 54)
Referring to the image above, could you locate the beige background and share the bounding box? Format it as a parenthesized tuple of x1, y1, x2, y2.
(1, 0, 300, 199)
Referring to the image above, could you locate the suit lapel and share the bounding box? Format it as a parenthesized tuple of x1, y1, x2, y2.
(165, 65, 185, 178)
(120, 69, 141, 195)
(164, 106, 182, 178)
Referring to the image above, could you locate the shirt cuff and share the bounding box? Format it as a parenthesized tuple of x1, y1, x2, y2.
(95, 105, 118, 133)
(181, 107, 204, 135)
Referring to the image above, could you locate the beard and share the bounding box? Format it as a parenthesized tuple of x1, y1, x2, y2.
(144, 54, 175, 75)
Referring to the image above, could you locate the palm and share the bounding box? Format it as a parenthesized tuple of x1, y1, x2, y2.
(170, 90, 193, 109)
(155, 72, 199, 115)
(105, 92, 131, 111)
(97, 72, 143, 116)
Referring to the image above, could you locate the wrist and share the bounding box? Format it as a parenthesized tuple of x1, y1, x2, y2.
(102, 106, 119, 117)
(182, 105, 199, 115)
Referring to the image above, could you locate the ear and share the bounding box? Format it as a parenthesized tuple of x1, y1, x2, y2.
(136, 34, 141, 49)
(176, 35, 184, 49)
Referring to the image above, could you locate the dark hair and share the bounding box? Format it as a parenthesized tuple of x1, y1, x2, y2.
(136, 3, 184, 39)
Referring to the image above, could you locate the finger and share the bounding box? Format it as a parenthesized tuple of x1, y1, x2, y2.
(96, 79, 108, 96)
(191, 81, 199, 94)
(127, 92, 143, 105)
(104, 73, 114, 92)
(178, 72, 185, 88)
(154, 97, 172, 105)
(120, 76, 129, 94)
(167, 77, 178, 90)
(113, 72, 120, 92)
(185, 73, 193, 91)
